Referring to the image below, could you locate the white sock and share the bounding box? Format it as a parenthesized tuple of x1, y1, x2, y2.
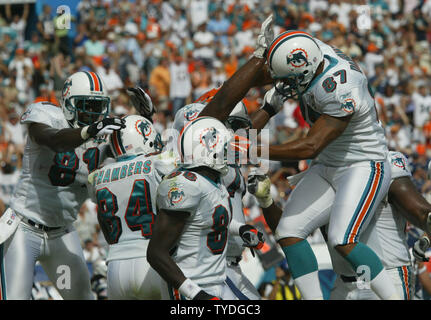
(294, 271, 323, 300)
(370, 269, 401, 300)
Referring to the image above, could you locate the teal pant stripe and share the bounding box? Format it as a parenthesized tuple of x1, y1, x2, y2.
(281, 240, 318, 279)
(343, 161, 376, 244)
(344, 242, 383, 280)
(0, 244, 5, 300)
(354, 162, 384, 243)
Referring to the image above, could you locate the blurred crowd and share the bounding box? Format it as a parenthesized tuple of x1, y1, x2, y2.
(0, 0, 430, 300)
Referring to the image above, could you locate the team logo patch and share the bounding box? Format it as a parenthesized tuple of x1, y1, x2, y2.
(287, 48, 310, 68)
(136, 119, 152, 142)
(184, 109, 199, 121)
(392, 156, 407, 171)
(20, 107, 32, 122)
(168, 187, 185, 205)
(342, 98, 356, 114)
(200, 127, 219, 152)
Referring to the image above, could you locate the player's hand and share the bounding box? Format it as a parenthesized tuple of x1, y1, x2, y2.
(193, 290, 221, 300)
(413, 235, 430, 262)
(127, 87, 155, 121)
(239, 224, 264, 257)
(83, 117, 126, 139)
(261, 87, 285, 117)
(247, 168, 273, 208)
(253, 14, 274, 59)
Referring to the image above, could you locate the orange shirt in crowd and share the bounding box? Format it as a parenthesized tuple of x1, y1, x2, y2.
(149, 65, 170, 97)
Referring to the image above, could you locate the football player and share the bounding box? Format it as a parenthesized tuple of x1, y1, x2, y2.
(247, 151, 431, 300)
(167, 86, 283, 300)
(250, 29, 402, 299)
(0, 71, 125, 300)
(147, 117, 264, 300)
(88, 115, 176, 299)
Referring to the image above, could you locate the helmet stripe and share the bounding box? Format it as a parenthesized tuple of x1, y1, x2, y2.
(83, 71, 94, 91)
(267, 31, 315, 68)
(94, 72, 103, 91)
(111, 130, 124, 156)
(89, 72, 100, 92)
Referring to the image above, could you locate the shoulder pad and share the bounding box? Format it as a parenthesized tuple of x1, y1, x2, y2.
(157, 171, 202, 212)
(20, 102, 64, 127)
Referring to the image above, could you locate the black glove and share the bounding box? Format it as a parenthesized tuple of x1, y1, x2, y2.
(413, 236, 430, 262)
(127, 87, 155, 121)
(239, 224, 264, 257)
(193, 290, 221, 300)
(83, 117, 126, 139)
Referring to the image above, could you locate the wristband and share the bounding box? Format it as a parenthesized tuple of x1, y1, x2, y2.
(229, 219, 242, 236)
(258, 197, 273, 209)
(81, 126, 90, 140)
(261, 102, 277, 118)
(178, 278, 202, 300)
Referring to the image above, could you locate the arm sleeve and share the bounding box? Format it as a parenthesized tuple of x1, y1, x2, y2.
(388, 151, 412, 180)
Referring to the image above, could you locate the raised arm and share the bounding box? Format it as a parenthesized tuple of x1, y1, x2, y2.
(199, 15, 274, 122)
(28, 117, 125, 153)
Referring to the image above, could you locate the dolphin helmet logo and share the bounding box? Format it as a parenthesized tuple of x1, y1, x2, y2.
(136, 120, 152, 142)
(200, 127, 219, 152)
(286, 49, 310, 68)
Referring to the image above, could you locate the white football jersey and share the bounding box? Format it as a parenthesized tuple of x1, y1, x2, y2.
(90, 152, 176, 262)
(301, 39, 388, 166)
(330, 151, 412, 275)
(222, 164, 246, 258)
(9, 102, 110, 227)
(157, 169, 232, 286)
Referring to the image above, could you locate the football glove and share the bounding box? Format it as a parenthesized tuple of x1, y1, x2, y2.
(239, 224, 264, 257)
(261, 87, 285, 118)
(413, 235, 430, 262)
(247, 168, 273, 208)
(81, 117, 126, 140)
(127, 87, 155, 121)
(193, 291, 221, 300)
(253, 14, 274, 59)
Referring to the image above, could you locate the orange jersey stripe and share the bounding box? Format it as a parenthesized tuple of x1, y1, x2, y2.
(348, 162, 382, 243)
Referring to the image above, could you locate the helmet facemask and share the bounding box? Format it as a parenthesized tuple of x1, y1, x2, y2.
(65, 95, 110, 128)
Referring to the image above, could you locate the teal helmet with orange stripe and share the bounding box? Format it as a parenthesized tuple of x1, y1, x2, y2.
(266, 30, 323, 98)
(61, 71, 111, 128)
